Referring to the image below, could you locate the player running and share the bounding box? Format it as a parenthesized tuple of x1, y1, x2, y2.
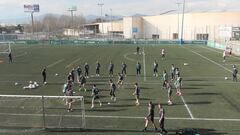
(84, 62, 90, 78)
(233, 65, 238, 82)
(76, 66, 82, 81)
(79, 75, 87, 92)
(8, 52, 13, 63)
(41, 67, 47, 84)
(161, 49, 165, 59)
(223, 50, 227, 62)
(91, 84, 102, 109)
(96, 61, 101, 76)
(117, 73, 124, 88)
(158, 103, 167, 134)
(136, 46, 140, 55)
(162, 70, 168, 89)
(70, 68, 75, 82)
(175, 68, 180, 80)
(174, 75, 182, 96)
(109, 79, 117, 101)
(121, 62, 127, 76)
(65, 81, 74, 112)
(108, 61, 114, 77)
(164, 81, 173, 105)
(136, 61, 141, 76)
(170, 64, 176, 80)
(142, 101, 158, 132)
(132, 83, 140, 106)
(153, 60, 159, 77)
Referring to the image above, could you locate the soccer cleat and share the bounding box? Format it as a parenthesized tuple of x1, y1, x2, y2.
(100, 103, 102, 107)
(142, 127, 147, 132)
(91, 105, 94, 109)
(114, 97, 116, 102)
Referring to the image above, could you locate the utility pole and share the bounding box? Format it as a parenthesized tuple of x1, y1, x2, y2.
(180, 0, 186, 45)
(97, 3, 104, 36)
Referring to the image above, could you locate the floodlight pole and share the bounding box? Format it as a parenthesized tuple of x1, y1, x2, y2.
(110, 8, 113, 39)
(67, 7, 77, 28)
(31, 12, 34, 34)
(180, 0, 186, 45)
(97, 3, 104, 35)
(176, 2, 182, 41)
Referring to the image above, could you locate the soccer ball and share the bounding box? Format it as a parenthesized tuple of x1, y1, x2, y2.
(15, 82, 18, 86)
(224, 77, 228, 80)
(184, 63, 189, 66)
(168, 100, 173, 105)
(108, 102, 111, 105)
(55, 73, 59, 76)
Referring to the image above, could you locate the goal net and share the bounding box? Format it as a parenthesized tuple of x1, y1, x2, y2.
(0, 95, 85, 131)
(0, 42, 12, 54)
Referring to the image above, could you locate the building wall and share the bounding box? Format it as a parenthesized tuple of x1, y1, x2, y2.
(97, 20, 123, 34)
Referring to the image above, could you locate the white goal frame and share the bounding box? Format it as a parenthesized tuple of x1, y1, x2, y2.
(0, 41, 13, 54)
(0, 95, 86, 130)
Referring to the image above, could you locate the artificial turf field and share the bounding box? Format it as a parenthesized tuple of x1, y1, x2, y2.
(0, 44, 240, 135)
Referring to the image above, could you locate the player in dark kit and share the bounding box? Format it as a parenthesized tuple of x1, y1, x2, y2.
(84, 62, 90, 78)
(158, 103, 167, 134)
(79, 75, 87, 92)
(117, 73, 124, 88)
(76, 66, 82, 81)
(136, 46, 140, 55)
(121, 62, 127, 76)
(233, 65, 238, 82)
(96, 61, 101, 76)
(108, 61, 114, 77)
(109, 79, 117, 101)
(91, 84, 102, 109)
(8, 52, 13, 63)
(41, 67, 47, 84)
(132, 83, 140, 105)
(142, 101, 158, 131)
(70, 68, 75, 82)
(136, 62, 141, 76)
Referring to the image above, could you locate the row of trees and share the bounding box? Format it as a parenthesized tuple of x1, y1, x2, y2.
(25, 14, 86, 33)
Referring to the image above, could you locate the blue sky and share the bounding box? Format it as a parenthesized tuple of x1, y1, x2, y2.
(0, 0, 240, 20)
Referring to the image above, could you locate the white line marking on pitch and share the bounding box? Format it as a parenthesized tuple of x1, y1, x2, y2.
(65, 58, 81, 69)
(182, 46, 233, 73)
(0, 113, 239, 122)
(47, 59, 65, 68)
(123, 52, 136, 62)
(200, 45, 240, 60)
(142, 47, 147, 82)
(180, 96, 194, 119)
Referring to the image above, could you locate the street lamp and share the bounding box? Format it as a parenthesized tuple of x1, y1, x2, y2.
(97, 3, 104, 35)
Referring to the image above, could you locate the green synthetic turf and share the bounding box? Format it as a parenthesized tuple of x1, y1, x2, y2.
(0, 44, 239, 135)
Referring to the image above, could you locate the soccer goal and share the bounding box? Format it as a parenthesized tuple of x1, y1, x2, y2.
(0, 95, 85, 131)
(0, 41, 12, 54)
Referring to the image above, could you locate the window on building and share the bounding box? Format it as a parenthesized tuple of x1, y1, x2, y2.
(152, 34, 159, 39)
(196, 34, 209, 40)
(172, 33, 178, 39)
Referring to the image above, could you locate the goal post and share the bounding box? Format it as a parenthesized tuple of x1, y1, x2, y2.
(0, 95, 85, 131)
(0, 41, 13, 54)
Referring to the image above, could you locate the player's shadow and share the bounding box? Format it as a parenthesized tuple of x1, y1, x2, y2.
(189, 92, 221, 96)
(188, 84, 215, 87)
(123, 98, 150, 101)
(174, 128, 228, 135)
(85, 108, 127, 112)
(186, 101, 212, 105)
(184, 79, 207, 82)
(182, 87, 202, 90)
